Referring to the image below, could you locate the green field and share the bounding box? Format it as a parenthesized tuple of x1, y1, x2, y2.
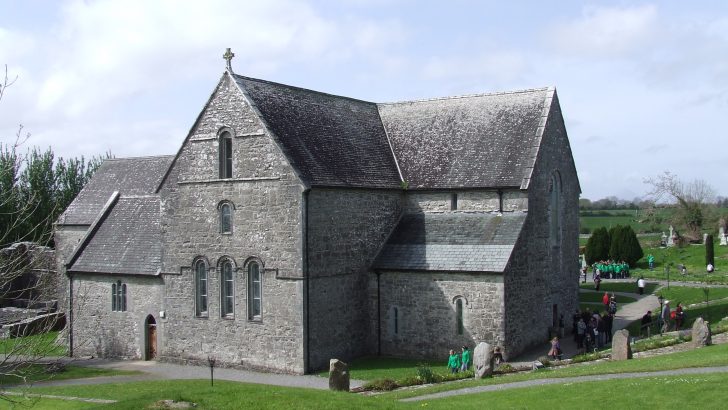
(0, 331, 65, 356)
(7, 342, 728, 409)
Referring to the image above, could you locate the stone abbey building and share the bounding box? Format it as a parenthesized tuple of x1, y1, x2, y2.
(55, 58, 580, 374)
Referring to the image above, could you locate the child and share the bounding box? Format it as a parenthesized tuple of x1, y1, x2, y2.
(447, 349, 461, 374)
(460, 346, 472, 372)
(548, 337, 562, 360)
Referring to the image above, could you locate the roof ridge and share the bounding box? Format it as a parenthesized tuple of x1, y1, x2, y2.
(233, 74, 377, 106)
(106, 155, 174, 162)
(378, 87, 552, 106)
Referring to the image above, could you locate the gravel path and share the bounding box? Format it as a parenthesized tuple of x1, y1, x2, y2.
(400, 365, 728, 402)
(3, 358, 364, 391)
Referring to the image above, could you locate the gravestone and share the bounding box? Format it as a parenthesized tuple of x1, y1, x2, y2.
(473, 342, 494, 378)
(704, 233, 709, 244)
(692, 317, 712, 347)
(611, 329, 632, 360)
(720, 226, 727, 246)
(328, 359, 350, 391)
(667, 226, 675, 247)
(660, 232, 668, 247)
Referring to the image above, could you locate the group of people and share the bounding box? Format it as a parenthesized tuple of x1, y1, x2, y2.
(572, 305, 616, 354)
(641, 300, 686, 336)
(592, 260, 631, 280)
(447, 346, 472, 374)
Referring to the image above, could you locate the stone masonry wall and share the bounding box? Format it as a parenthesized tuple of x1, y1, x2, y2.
(374, 271, 505, 359)
(70, 274, 163, 359)
(54, 226, 88, 345)
(306, 188, 403, 371)
(503, 92, 580, 358)
(158, 73, 307, 373)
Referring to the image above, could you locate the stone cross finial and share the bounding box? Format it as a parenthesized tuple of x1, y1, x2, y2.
(223, 48, 235, 72)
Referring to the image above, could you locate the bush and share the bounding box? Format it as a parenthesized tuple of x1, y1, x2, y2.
(363, 378, 398, 391)
(495, 363, 516, 374)
(416, 364, 436, 384)
(571, 351, 605, 363)
(580, 226, 592, 234)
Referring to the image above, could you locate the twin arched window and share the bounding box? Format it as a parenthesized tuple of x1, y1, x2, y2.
(111, 281, 127, 312)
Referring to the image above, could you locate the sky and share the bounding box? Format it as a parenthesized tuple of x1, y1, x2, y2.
(1, 0, 727, 200)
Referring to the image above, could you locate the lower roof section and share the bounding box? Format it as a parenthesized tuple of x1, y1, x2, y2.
(373, 212, 526, 273)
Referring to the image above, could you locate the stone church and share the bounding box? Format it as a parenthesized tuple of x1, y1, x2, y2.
(55, 53, 580, 374)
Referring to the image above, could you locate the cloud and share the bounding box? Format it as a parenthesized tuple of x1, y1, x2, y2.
(547, 5, 659, 58)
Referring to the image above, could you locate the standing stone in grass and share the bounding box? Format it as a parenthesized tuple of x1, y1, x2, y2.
(473, 342, 493, 378)
(611, 329, 632, 360)
(328, 359, 350, 391)
(692, 317, 712, 347)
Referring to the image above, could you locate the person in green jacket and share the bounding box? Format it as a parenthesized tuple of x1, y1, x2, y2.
(447, 349, 461, 374)
(460, 346, 472, 372)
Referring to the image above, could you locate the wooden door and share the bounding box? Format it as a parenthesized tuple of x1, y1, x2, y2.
(146, 315, 157, 360)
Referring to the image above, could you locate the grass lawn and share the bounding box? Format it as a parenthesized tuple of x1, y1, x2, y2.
(0, 331, 66, 356)
(579, 281, 660, 295)
(0, 364, 139, 386)
(656, 286, 728, 305)
(317, 356, 439, 381)
(434, 373, 728, 409)
(579, 292, 636, 304)
(13, 343, 728, 409)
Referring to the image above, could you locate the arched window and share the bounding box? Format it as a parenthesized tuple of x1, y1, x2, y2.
(218, 130, 233, 179)
(195, 259, 208, 317)
(112, 280, 127, 312)
(549, 172, 562, 247)
(220, 202, 233, 234)
(456, 299, 464, 335)
(220, 259, 234, 318)
(248, 261, 262, 320)
(393, 307, 399, 335)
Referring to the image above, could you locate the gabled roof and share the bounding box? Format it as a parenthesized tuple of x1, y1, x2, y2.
(234, 73, 555, 190)
(378, 88, 553, 189)
(68, 196, 162, 275)
(373, 212, 526, 272)
(57, 156, 173, 225)
(234, 75, 402, 188)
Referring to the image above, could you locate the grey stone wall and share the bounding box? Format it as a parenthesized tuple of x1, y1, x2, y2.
(54, 225, 88, 346)
(306, 188, 403, 371)
(374, 271, 505, 360)
(158, 73, 307, 373)
(70, 274, 163, 359)
(503, 91, 580, 359)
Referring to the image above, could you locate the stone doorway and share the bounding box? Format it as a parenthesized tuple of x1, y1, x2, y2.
(146, 315, 157, 360)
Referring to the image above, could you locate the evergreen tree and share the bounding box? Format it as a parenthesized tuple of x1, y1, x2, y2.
(620, 226, 644, 266)
(585, 227, 610, 264)
(706, 234, 714, 266)
(608, 225, 626, 261)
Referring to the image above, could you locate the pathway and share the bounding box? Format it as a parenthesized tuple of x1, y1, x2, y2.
(2, 358, 365, 390)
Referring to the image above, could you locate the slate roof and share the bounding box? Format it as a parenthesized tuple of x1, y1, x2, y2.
(373, 212, 526, 272)
(235, 75, 402, 188)
(57, 156, 174, 225)
(378, 89, 552, 189)
(68, 196, 162, 275)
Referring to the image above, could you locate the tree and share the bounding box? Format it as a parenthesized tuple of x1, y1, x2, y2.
(705, 234, 714, 267)
(612, 225, 643, 267)
(644, 172, 717, 240)
(0, 65, 105, 400)
(585, 226, 610, 264)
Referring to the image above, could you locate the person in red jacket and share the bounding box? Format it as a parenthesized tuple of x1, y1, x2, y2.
(602, 292, 610, 311)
